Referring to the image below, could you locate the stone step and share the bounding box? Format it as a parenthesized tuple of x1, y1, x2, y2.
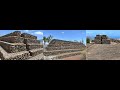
(46, 46, 85, 51)
(48, 44, 84, 47)
(0, 41, 27, 53)
(0, 46, 30, 60)
(21, 33, 37, 39)
(0, 31, 21, 38)
(29, 48, 43, 56)
(28, 53, 44, 60)
(26, 44, 43, 50)
(44, 49, 82, 56)
(24, 38, 40, 44)
(0, 36, 24, 43)
(45, 51, 82, 60)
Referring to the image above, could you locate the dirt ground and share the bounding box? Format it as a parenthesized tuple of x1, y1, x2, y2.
(63, 55, 83, 60)
(86, 42, 120, 60)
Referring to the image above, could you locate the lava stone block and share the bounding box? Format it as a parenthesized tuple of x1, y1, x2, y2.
(21, 33, 37, 39)
(0, 36, 24, 43)
(24, 38, 40, 44)
(102, 39, 111, 44)
(0, 31, 21, 37)
(94, 39, 102, 44)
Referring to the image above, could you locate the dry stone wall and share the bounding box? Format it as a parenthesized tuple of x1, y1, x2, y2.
(0, 31, 43, 60)
(26, 44, 43, 50)
(94, 35, 111, 44)
(21, 33, 37, 39)
(24, 38, 40, 44)
(44, 49, 81, 56)
(0, 36, 24, 43)
(0, 41, 27, 53)
(47, 39, 85, 51)
(1, 31, 21, 37)
(110, 39, 120, 43)
(44, 39, 86, 58)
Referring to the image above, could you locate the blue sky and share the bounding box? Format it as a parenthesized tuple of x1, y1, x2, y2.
(86, 30, 120, 39)
(43, 30, 86, 44)
(0, 30, 43, 40)
(0, 30, 86, 44)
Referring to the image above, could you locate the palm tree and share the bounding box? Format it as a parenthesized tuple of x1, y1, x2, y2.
(43, 36, 48, 46)
(47, 35, 53, 43)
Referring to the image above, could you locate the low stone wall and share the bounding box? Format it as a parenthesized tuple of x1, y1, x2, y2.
(1, 31, 21, 37)
(26, 44, 43, 50)
(94, 39, 101, 44)
(48, 44, 84, 47)
(110, 39, 120, 43)
(29, 48, 43, 56)
(4, 51, 30, 60)
(46, 46, 85, 51)
(24, 38, 40, 44)
(49, 39, 83, 45)
(102, 39, 111, 44)
(0, 36, 24, 43)
(56, 52, 81, 59)
(0, 41, 26, 53)
(44, 49, 81, 56)
(21, 33, 37, 39)
(0, 46, 30, 60)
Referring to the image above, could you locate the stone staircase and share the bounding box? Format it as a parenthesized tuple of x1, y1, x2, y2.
(44, 39, 86, 60)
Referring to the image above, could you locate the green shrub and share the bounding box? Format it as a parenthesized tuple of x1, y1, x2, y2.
(87, 37, 90, 43)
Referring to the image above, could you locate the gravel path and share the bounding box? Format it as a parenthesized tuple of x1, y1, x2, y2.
(87, 43, 120, 60)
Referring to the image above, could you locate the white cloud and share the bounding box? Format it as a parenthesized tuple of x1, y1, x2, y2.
(34, 31, 43, 36)
(24, 30, 29, 32)
(61, 32, 64, 34)
(99, 32, 105, 35)
(86, 32, 93, 34)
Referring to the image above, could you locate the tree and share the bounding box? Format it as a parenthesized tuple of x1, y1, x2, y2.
(43, 36, 48, 45)
(47, 35, 53, 43)
(87, 37, 90, 43)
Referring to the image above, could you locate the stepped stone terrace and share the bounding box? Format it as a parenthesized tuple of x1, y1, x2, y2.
(0, 31, 43, 60)
(93, 35, 111, 44)
(44, 39, 86, 60)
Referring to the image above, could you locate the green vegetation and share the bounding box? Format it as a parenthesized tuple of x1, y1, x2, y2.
(87, 37, 90, 43)
(43, 35, 53, 45)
